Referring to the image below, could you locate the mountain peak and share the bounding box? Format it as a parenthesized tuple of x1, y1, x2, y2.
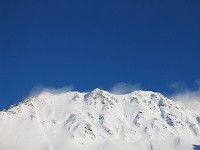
(91, 88, 104, 93)
(0, 89, 200, 150)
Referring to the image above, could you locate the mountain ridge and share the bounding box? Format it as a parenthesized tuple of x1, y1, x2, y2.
(0, 89, 200, 150)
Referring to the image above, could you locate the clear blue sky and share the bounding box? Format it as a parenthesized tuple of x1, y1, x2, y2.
(0, 0, 200, 110)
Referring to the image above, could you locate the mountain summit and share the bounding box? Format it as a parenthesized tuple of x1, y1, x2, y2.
(0, 89, 200, 150)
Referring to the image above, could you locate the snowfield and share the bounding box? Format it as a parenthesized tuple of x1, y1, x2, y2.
(0, 89, 200, 150)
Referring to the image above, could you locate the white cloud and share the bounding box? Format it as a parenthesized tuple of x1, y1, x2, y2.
(171, 90, 200, 102)
(169, 81, 188, 92)
(109, 82, 141, 94)
(29, 84, 74, 96)
(169, 80, 200, 115)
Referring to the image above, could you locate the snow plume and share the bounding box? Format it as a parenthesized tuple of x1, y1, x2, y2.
(170, 80, 200, 115)
(109, 82, 141, 94)
(29, 84, 74, 96)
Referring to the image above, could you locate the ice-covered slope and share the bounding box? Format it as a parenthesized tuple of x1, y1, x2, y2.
(0, 89, 200, 150)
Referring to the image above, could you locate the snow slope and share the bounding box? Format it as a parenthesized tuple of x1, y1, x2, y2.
(0, 89, 200, 150)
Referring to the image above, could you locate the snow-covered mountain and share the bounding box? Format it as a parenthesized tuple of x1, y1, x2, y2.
(0, 89, 200, 150)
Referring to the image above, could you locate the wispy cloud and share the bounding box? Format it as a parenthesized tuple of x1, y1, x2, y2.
(169, 80, 200, 115)
(109, 82, 141, 94)
(170, 80, 200, 102)
(29, 84, 74, 96)
(169, 81, 188, 92)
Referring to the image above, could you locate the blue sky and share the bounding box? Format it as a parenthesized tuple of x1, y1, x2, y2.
(0, 0, 200, 110)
